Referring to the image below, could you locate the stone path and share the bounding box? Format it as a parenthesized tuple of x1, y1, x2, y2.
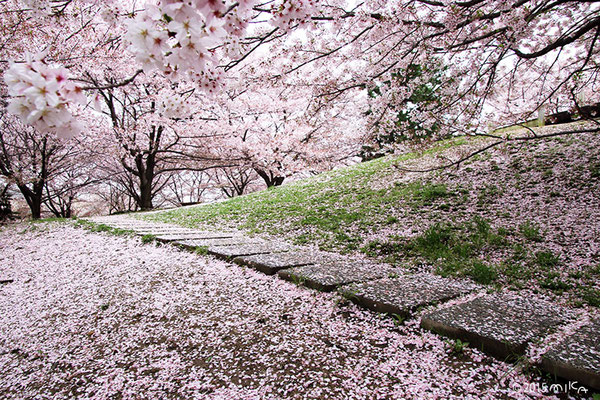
(421, 294, 570, 359)
(278, 260, 395, 292)
(234, 251, 330, 275)
(86, 215, 600, 391)
(339, 274, 480, 317)
(541, 318, 600, 390)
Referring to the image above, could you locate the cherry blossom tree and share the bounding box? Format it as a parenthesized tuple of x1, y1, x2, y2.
(86, 63, 244, 210)
(2, 0, 598, 205)
(199, 79, 368, 188)
(0, 114, 95, 218)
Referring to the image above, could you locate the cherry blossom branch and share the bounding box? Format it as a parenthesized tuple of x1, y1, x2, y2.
(78, 70, 144, 91)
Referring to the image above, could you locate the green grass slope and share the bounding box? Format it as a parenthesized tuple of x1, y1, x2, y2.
(143, 137, 467, 249)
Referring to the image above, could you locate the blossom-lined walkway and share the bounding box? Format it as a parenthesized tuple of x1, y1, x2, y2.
(0, 222, 543, 399)
(86, 214, 600, 394)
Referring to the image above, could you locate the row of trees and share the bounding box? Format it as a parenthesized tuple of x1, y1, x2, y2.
(1, 0, 598, 218)
(0, 82, 363, 217)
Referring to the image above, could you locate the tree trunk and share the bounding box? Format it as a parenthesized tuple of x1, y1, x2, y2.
(254, 168, 285, 188)
(29, 196, 42, 219)
(17, 183, 43, 219)
(139, 180, 154, 210)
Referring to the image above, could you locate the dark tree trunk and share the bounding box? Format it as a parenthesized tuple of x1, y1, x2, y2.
(29, 196, 42, 219)
(139, 179, 154, 210)
(130, 126, 160, 211)
(17, 182, 43, 219)
(254, 168, 285, 188)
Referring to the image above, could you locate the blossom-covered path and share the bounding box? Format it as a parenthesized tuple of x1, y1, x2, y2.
(0, 220, 597, 399)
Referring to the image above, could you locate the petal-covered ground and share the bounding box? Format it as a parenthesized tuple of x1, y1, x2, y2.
(0, 223, 585, 399)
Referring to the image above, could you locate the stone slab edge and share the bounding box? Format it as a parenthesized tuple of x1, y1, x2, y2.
(278, 269, 349, 292)
(206, 246, 277, 260)
(233, 257, 315, 275)
(420, 314, 526, 361)
(540, 357, 600, 391)
(154, 233, 234, 243)
(343, 286, 468, 318)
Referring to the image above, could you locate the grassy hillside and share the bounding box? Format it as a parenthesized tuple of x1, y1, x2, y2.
(142, 122, 600, 308)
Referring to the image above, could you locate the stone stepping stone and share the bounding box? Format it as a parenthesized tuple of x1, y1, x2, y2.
(108, 225, 166, 231)
(541, 318, 600, 390)
(91, 220, 149, 225)
(420, 293, 570, 360)
(278, 260, 395, 292)
(132, 229, 198, 235)
(339, 274, 480, 317)
(175, 237, 263, 249)
(207, 243, 293, 260)
(154, 232, 235, 242)
(233, 250, 331, 275)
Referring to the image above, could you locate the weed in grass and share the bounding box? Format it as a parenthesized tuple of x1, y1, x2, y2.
(511, 244, 529, 261)
(519, 221, 543, 242)
(405, 218, 509, 283)
(568, 271, 584, 279)
(141, 234, 156, 244)
(385, 216, 399, 225)
(293, 234, 311, 245)
(341, 286, 359, 301)
(74, 219, 134, 237)
(534, 251, 561, 270)
(438, 203, 451, 211)
(411, 223, 454, 258)
(93, 224, 113, 232)
(194, 246, 209, 255)
(390, 313, 406, 326)
(361, 239, 405, 259)
(542, 169, 554, 180)
(477, 184, 501, 205)
(502, 262, 532, 282)
(468, 261, 498, 284)
(335, 233, 362, 251)
(416, 183, 449, 202)
(581, 288, 600, 307)
(290, 274, 306, 286)
(30, 217, 68, 224)
(487, 232, 508, 247)
(540, 272, 571, 292)
(435, 258, 464, 278)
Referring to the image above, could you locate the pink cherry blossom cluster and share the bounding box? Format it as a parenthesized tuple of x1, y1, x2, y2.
(157, 90, 189, 119)
(124, 0, 255, 81)
(3, 54, 85, 138)
(270, 0, 318, 31)
(124, 0, 320, 82)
